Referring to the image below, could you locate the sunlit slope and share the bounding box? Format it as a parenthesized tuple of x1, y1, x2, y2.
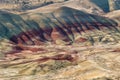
(105, 10, 120, 25)
(0, 7, 119, 45)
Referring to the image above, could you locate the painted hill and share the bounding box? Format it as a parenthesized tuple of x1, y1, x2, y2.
(0, 3, 120, 80)
(0, 7, 119, 45)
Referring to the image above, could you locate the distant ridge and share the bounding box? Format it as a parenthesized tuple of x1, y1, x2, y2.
(0, 0, 68, 10)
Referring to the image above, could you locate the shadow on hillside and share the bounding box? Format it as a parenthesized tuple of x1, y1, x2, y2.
(90, 0, 109, 12)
